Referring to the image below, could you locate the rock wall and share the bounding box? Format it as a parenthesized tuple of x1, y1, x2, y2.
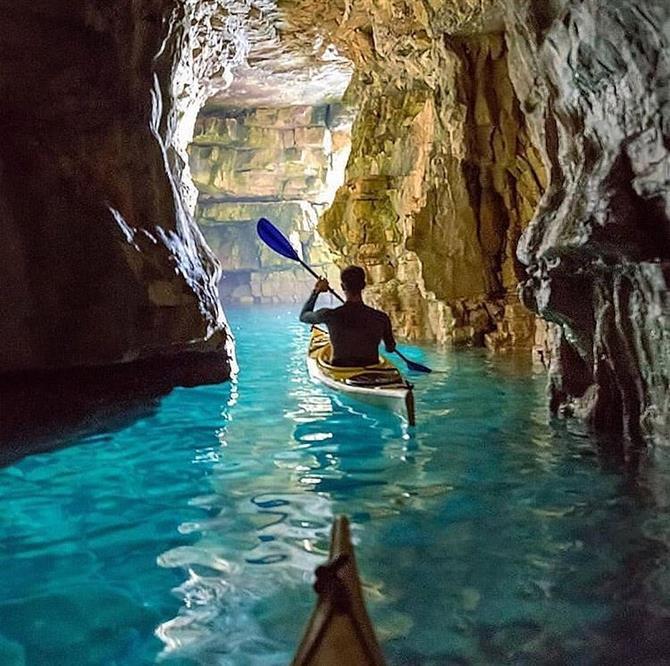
(190, 104, 353, 303)
(507, 0, 670, 444)
(283, 0, 670, 444)
(0, 1, 232, 376)
(319, 32, 545, 347)
(4, 0, 668, 445)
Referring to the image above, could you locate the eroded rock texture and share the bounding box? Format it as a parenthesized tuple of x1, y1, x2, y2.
(507, 1, 670, 443)
(284, 2, 546, 347)
(190, 103, 353, 303)
(0, 1, 232, 376)
(3, 0, 669, 446)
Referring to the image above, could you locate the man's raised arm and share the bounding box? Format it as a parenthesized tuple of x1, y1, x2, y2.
(299, 277, 331, 324)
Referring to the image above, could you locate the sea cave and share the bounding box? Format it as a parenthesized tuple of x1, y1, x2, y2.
(1, 1, 670, 663)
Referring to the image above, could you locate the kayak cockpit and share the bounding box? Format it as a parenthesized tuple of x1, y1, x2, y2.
(306, 328, 416, 426)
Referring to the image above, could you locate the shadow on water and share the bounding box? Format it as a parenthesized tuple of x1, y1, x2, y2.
(0, 350, 231, 467)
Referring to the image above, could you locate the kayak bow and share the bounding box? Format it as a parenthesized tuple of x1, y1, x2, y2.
(307, 328, 416, 426)
(292, 516, 386, 666)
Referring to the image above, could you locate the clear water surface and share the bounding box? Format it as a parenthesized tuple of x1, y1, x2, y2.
(2, 306, 670, 665)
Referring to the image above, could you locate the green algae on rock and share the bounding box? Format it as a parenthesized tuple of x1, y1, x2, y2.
(190, 104, 355, 303)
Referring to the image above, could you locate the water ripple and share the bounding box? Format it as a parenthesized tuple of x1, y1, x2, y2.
(2, 306, 670, 665)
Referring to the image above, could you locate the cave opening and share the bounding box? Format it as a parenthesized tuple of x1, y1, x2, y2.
(188, 100, 354, 305)
(183, 9, 356, 307)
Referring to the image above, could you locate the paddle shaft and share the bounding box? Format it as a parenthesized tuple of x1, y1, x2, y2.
(394, 349, 412, 365)
(300, 258, 344, 303)
(302, 262, 432, 373)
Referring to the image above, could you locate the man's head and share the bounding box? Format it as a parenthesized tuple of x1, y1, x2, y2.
(340, 265, 366, 295)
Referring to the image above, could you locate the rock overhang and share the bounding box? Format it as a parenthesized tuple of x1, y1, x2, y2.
(194, 0, 354, 108)
(194, 0, 506, 110)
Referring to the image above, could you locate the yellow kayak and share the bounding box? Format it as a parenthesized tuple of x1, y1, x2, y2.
(292, 516, 386, 666)
(306, 328, 416, 426)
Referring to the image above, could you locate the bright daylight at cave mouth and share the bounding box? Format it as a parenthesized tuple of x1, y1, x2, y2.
(2, 1, 670, 665)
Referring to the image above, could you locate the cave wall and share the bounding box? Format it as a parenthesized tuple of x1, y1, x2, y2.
(320, 34, 545, 346)
(506, 0, 670, 443)
(0, 1, 232, 376)
(283, 0, 670, 444)
(281, 2, 546, 348)
(3, 0, 668, 444)
(189, 104, 353, 303)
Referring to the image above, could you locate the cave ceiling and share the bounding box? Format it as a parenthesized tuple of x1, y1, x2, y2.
(199, 0, 504, 108)
(201, 0, 353, 107)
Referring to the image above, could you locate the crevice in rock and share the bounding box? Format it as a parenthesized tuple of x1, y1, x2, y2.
(594, 151, 670, 262)
(511, 0, 670, 443)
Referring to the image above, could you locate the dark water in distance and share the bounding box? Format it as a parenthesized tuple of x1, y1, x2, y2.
(1, 305, 670, 665)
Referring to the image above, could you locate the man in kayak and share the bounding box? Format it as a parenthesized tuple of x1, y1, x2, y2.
(299, 265, 396, 367)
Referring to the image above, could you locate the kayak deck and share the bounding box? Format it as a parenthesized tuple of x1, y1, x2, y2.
(307, 328, 415, 426)
(292, 516, 386, 666)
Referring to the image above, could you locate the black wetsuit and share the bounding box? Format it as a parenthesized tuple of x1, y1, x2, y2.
(300, 293, 396, 366)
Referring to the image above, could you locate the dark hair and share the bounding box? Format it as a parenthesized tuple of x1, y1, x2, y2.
(340, 265, 366, 293)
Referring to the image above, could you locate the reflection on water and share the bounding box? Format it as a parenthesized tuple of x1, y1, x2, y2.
(1, 306, 670, 664)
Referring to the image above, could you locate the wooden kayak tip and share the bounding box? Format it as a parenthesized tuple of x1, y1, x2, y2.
(291, 516, 386, 666)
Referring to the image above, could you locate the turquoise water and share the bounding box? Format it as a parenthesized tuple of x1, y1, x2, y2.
(2, 305, 670, 665)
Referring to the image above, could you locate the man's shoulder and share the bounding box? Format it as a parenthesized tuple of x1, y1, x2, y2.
(326, 304, 346, 317)
(363, 304, 391, 321)
(317, 305, 341, 319)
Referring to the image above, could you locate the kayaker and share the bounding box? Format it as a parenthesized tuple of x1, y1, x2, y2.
(299, 265, 396, 367)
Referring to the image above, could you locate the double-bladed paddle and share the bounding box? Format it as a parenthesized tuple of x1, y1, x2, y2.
(256, 217, 432, 374)
(256, 217, 344, 303)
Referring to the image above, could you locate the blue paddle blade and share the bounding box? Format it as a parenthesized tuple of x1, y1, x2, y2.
(405, 359, 432, 373)
(395, 350, 432, 373)
(257, 217, 300, 261)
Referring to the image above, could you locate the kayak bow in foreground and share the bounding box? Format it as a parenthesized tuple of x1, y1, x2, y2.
(306, 328, 416, 426)
(292, 516, 386, 666)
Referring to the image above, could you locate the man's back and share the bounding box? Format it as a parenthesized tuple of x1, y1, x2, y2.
(314, 302, 394, 367)
(299, 268, 396, 366)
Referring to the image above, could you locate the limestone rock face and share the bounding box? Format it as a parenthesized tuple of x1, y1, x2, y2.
(0, 1, 232, 375)
(315, 29, 545, 346)
(190, 104, 353, 303)
(507, 1, 670, 443)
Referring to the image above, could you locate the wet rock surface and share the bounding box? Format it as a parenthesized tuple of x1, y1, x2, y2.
(507, 1, 670, 444)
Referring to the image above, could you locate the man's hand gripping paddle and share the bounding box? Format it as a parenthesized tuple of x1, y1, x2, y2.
(256, 217, 432, 373)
